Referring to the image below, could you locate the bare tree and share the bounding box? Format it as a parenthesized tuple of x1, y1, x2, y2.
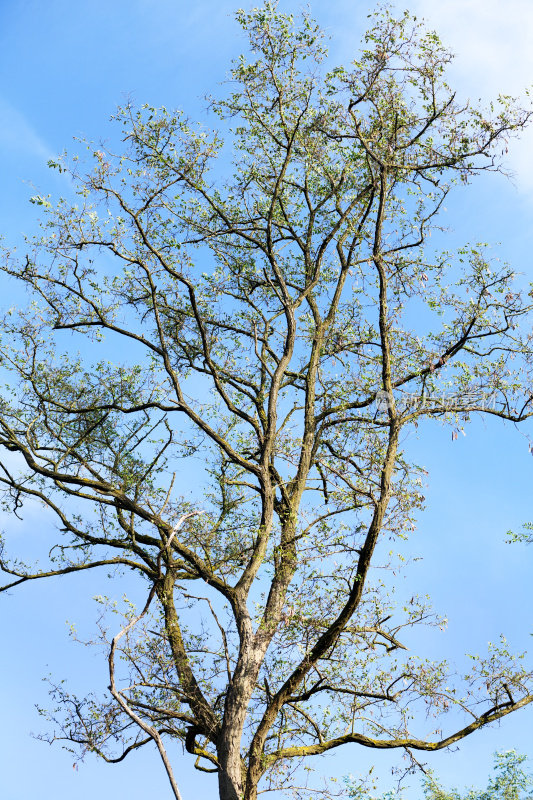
(1, 6, 533, 799)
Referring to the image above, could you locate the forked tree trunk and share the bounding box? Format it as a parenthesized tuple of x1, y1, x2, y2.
(217, 755, 243, 800)
(217, 638, 271, 800)
(217, 681, 251, 800)
(217, 716, 247, 800)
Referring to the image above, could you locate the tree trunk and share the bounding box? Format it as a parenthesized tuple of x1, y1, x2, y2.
(217, 693, 247, 800)
(217, 740, 243, 800)
(217, 651, 264, 800)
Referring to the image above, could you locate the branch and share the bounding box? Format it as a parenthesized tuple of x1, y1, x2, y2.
(267, 693, 533, 763)
(0, 557, 152, 593)
(108, 581, 184, 800)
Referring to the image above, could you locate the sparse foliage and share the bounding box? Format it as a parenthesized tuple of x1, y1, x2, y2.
(346, 751, 533, 800)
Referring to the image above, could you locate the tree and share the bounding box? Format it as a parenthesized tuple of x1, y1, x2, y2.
(423, 751, 533, 800)
(1, 5, 533, 799)
(346, 751, 533, 800)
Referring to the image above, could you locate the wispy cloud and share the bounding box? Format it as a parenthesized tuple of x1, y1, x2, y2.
(0, 96, 55, 163)
(413, 0, 533, 96)
(412, 0, 533, 194)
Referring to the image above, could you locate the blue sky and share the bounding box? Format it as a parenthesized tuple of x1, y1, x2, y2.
(1, 1, 533, 798)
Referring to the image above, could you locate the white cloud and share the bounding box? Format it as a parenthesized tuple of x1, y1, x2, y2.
(411, 0, 533, 193)
(0, 96, 54, 163)
(412, 0, 533, 94)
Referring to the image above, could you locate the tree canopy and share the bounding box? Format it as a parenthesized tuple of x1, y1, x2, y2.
(347, 751, 533, 800)
(1, 5, 533, 800)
